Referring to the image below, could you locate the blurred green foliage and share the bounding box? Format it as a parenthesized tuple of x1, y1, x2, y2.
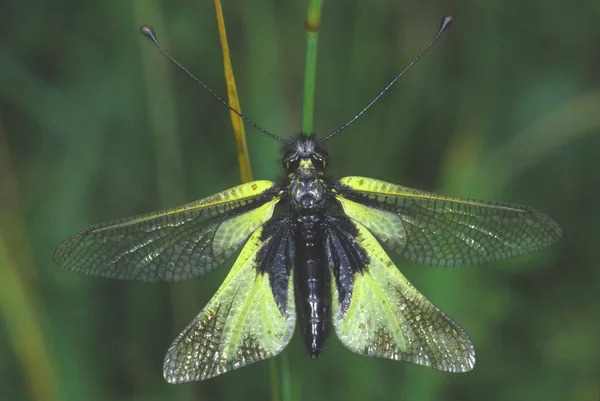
(1, 1, 599, 401)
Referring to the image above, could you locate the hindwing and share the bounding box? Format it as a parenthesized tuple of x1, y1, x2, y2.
(336, 176, 561, 267)
(54, 181, 280, 282)
(327, 218, 475, 372)
(163, 223, 295, 382)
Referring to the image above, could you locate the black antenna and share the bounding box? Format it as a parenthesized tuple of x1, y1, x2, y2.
(317, 16, 452, 144)
(140, 25, 293, 146)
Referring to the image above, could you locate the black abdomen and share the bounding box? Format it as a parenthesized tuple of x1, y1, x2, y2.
(294, 213, 330, 357)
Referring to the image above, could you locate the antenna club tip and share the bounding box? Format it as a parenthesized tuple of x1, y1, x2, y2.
(440, 16, 453, 31)
(140, 25, 157, 41)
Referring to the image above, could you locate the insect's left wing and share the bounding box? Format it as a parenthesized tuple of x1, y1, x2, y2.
(54, 181, 280, 282)
(336, 176, 561, 267)
(163, 222, 295, 382)
(327, 218, 474, 372)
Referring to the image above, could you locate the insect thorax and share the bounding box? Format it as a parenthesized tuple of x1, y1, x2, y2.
(288, 159, 326, 210)
(282, 135, 329, 211)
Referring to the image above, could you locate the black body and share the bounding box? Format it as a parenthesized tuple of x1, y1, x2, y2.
(285, 136, 332, 357)
(293, 212, 330, 357)
(256, 135, 371, 357)
(261, 135, 333, 357)
(255, 132, 373, 358)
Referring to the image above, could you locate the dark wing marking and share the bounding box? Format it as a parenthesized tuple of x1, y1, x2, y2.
(324, 215, 369, 315)
(256, 218, 294, 314)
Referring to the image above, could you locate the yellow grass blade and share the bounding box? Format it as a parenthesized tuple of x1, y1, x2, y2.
(214, 0, 253, 183)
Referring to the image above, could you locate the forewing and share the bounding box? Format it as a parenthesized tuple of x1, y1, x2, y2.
(336, 176, 561, 267)
(54, 181, 280, 282)
(163, 225, 295, 382)
(330, 219, 475, 372)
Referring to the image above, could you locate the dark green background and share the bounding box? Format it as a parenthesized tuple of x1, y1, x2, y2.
(1, 1, 599, 400)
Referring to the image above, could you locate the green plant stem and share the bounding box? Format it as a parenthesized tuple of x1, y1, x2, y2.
(269, 357, 281, 401)
(301, 0, 323, 136)
(280, 352, 293, 401)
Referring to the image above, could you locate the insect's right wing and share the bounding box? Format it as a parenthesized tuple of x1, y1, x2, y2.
(336, 176, 561, 267)
(326, 217, 474, 372)
(54, 181, 281, 282)
(163, 221, 295, 382)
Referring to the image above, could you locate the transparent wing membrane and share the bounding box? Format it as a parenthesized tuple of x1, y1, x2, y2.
(54, 181, 280, 282)
(336, 176, 561, 267)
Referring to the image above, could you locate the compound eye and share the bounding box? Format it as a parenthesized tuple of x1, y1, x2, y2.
(312, 154, 326, 169)
(284, 156, 300, 170)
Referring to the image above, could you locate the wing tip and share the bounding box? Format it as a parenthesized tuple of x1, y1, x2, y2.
(163, 349, 204, 383)
(532, 209, 562, 241)
(162, 368, 183, 384)
(451, 326, 477, 373)
(452, 351, 476, 373)
(427, 345, 476, 373)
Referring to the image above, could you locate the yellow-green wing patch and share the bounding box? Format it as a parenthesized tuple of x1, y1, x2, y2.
(332, 220, 475, 372)
(54, 180, 279, 282)
(163, 227, 295, 382)
(337, 176, 561, 266)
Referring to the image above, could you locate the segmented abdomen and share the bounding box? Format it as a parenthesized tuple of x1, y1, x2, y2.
(293, 213, 330, 357)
